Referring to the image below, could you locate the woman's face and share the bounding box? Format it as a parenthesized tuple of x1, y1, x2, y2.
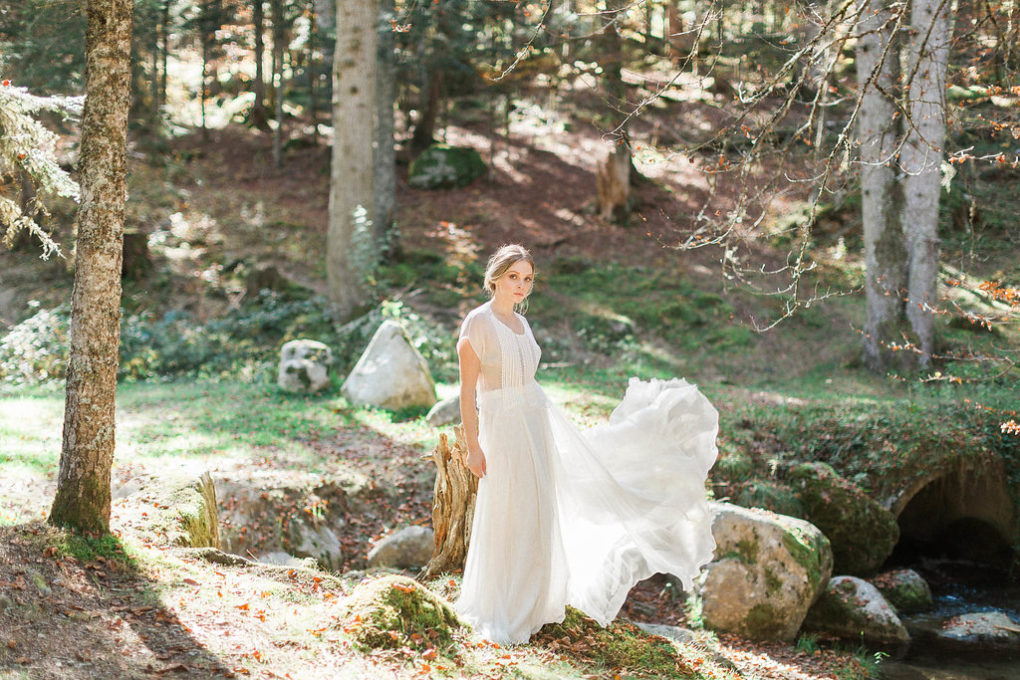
(495, 260, 534, 305)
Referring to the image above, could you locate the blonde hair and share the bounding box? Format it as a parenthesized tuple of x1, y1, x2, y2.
(483, 244, 535, 296)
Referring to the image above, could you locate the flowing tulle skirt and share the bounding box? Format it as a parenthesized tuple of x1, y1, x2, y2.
(454, 377, 719, 645)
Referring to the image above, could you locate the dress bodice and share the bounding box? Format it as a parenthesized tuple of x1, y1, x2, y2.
(459, 302, 542, 394)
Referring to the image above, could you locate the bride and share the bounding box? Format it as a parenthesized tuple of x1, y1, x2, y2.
(454, 244, 719, 645)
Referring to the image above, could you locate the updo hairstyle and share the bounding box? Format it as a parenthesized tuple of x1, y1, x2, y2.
(483, 244, 536, 296)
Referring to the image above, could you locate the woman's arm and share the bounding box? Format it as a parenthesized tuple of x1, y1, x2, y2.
(457, 336, 486, 478)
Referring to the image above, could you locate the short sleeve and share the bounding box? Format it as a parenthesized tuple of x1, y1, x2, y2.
(459, 309, 494, 362)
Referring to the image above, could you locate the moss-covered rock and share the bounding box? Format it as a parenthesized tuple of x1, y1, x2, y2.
(340, 575, 461, 652)
(697, 502, 832, 641)
(869, 568, 933, 614)
(536, 607, 726, 679)
(731, 479, 804, 517)
(408, 144, 486, 189)
(130, 471, 221, 549)
(803, 575, 909, 646)
(789, 462, 899, 575)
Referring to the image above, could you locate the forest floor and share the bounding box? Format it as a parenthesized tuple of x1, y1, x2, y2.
(2, 62, 1019, 679)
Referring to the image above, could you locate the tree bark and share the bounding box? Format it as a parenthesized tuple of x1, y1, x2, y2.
(421, 427, 478, 580)
(374, 0, 397, 252)
(856, 0, 910, 372)
(901, 0, 954, 366)
(49, 0, 132, 534)
(409, 66, 441, 155)
(252, 0, 270, 131)
(327, 0, 376, 320)
(160, 0, 169, 114)
(271, 0, 285, 167)
(597, 0, 631, 222)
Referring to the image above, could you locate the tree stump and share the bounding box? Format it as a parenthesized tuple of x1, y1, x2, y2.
(420, 425, 478, 580)
(596, 143, 632, 223)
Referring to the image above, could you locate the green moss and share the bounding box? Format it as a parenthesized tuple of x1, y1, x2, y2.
(743, 603, 782, 639)
(340, 575, 461, 652)
(764, 567, 783, 596)
(789, 462, 898, 575)
(408, 144, 486, 189)
(537, 607, 690, 678)
(781, 529, 826, 587)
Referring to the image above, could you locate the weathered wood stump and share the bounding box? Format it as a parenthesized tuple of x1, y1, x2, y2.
(596, 143, 632, 223)
(421, 425, 478, 580)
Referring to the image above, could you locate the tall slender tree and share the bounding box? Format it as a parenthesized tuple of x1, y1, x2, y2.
(374, 0, 397, 252)
(327, 0, 377, 319)
(48, 0, 133, 534)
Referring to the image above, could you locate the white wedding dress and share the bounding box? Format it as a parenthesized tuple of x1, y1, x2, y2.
(454, 301, 719, 645)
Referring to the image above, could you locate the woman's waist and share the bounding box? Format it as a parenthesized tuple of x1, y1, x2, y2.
(477, 380, 543, 409)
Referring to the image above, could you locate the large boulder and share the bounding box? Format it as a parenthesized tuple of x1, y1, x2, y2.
(408, 144, 486, 189)
(367, 525, 435, 570)
(789, 462, 899, 575)
(803, 576, 909, 646)
(341, 320, 438, 410)
(696, 502, 833, 641)
(870, 568, 933, 614)
(278, 339, 333, 393)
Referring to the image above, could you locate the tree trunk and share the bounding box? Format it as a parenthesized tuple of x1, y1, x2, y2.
(374, 0, 397, 252)
(200, 1, 210, 141)
(48, 0, 132, 534)
(596, 143, 632, 222)
(327, 0, 376, 320)
(307, 0, 319, 141)
(901, 0, 954, 366)
(252, 0, 270, 131)
(597, 0, 631, 222)
(409, 66, 441, 155)
(271, 0, 285, 167)
(856, 0, 910, 372)
(421, 427, 478, 580)
(160, 0, 169, 114)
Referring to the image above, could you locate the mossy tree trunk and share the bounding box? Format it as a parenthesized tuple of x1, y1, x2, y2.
(374, 0, 398, 254)
(49, 0, 132, 534)
(327, 0, 376, 320)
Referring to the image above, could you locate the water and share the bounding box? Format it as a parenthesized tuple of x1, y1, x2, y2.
(889, 559, 1020, 680)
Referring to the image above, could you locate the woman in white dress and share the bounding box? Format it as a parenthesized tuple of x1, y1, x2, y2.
(454, 244, 719, 645)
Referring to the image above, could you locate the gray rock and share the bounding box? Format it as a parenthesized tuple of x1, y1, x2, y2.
(635, 622, 695, 645)
(341, 320, 437, 410)
(696, 502, 833, 641)
(803, 575, 909, 646)
(278, 339, 333, 393)
(870, 569, 933, 614)
(289, 521, 343, 571)
(367, 525, 434, 569)
(258, 551, 316, 569)
(938, 611, 1020, 646)
(426, 395, 461, 427)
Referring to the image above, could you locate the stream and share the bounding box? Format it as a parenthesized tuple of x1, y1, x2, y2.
(885, 559, 1020, 680)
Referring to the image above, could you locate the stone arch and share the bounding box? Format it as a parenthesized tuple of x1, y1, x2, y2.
(886, 458, 1016, 567)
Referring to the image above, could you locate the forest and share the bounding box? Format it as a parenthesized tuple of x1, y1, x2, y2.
(1, 0, 1019, 678)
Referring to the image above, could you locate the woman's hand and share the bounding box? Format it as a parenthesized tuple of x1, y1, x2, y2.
(466, 446, 487, 479)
